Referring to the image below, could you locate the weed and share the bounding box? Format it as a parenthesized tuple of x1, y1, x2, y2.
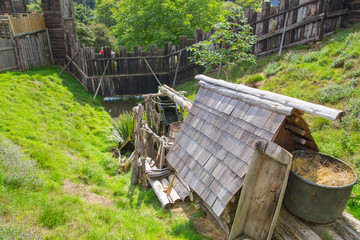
(303, 51, 319, 63)
(317, 79, 357, 104)
(285, 51, 301, 63)
(244, 74, 264, 84)
(0, 137, 42, 188)
(170, 218, 206, 240)
(331, 57, 345, 68)
(265, 62, 284, 76)
(345, 59, 355, 69)
(39, 204, 66, 229)
(0, 226, 42, 240)
(112, 111, 135, 150)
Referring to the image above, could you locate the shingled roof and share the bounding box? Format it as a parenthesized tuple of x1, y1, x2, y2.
(166, 75, 344, 217)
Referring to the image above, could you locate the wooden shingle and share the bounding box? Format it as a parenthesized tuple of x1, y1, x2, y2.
(167, 82, 288, 216)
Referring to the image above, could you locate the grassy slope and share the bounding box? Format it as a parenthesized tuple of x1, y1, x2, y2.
(0, 66, 205, 239)
(177, 23, 360, 219)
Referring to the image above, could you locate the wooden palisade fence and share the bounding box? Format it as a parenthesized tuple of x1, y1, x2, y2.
(0, 13, 53, 72)
(247, 0, 351, 55)
(65, 29, 209, 96)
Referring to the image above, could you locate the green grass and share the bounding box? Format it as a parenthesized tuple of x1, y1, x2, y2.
(176, 23, 360, 219)
(0, 66, 205, 239)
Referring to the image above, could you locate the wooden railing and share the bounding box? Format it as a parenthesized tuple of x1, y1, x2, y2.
(7, 13, 46, 36)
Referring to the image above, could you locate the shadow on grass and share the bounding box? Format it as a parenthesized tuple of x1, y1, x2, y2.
(20, 65, 104, 107)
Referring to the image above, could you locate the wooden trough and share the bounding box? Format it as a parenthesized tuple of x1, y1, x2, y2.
(131, 77, 360, 239)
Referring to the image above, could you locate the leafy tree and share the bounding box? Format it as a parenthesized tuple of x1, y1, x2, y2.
(236, 0, 262, 11)
(74, 0, 96, 9)
(90, 23, 116, 52)
(187, 7, 257, 82)
(111, 0, 225, 50)
(95, 0, 118, 28)
(74, 3, 94, 25)
(77, 22, 95, 47)
(26, 0, 42, 12)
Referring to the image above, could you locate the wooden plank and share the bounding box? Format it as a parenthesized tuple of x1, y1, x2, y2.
(229, 141, 292, 240)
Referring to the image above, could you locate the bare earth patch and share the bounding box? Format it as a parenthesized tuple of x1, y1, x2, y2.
(63, 180, 113, 207)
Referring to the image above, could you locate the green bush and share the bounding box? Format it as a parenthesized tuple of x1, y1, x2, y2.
(265, 62, 284, 76)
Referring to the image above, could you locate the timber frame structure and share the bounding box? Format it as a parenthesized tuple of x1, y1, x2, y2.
(131, 75, 360, 239)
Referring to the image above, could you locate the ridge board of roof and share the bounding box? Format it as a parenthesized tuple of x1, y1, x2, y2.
(195, 75, 345, 121)
(199, 81, 294, 116)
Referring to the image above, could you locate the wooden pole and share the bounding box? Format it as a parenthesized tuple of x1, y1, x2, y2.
(144, 58, 162, 86)
(279, 12, 289, 56)
(45, 28, 54, 64)
(58, 52, 79, 77)
(172, 50, 182, 88)
(158, 85, 193, 111)
(93, 59, 110, 100)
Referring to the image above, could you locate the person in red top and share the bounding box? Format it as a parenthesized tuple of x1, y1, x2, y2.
(99, 47, 104, 54)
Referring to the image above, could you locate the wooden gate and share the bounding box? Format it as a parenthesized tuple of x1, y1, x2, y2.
(0, 38, 17, 72)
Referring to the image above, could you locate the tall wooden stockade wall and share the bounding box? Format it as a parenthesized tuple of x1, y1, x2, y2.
(0, 0, 26, 15)
(247, 0, 353, 55)
(0, 13, 53, 72)
(65, 29, 209, 96)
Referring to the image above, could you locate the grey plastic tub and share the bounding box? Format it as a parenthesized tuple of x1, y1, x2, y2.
(284, 151, 358, 224)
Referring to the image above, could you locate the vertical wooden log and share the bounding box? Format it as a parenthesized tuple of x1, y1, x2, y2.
(150, 45, 157, 72)
(134, 45, 143, 74)
(262, 1, 271, 54)
(195, 29, 203, 43)
(103, 47, 111, 75)
(118, 46, 127, 75)
(131, 157, 139, 185)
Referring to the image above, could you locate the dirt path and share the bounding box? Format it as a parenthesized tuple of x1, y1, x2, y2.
(63, 179, 113, 207)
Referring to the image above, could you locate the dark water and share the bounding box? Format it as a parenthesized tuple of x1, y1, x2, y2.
(102, 97, 143, 118)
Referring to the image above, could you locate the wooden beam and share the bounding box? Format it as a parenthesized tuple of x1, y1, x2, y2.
(159, 85, 193, 111)
(199, 81, 294, 116)
(196, 75, 345, 121)
(58, 52, 79, 77)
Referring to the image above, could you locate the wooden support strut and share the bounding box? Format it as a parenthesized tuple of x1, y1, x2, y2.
(93, 59, 110, 100)
(58, 52, 79, 77)
(143, 58, 162, 86)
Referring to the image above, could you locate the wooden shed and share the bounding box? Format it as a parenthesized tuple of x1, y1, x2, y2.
(166, 75, 351, 237)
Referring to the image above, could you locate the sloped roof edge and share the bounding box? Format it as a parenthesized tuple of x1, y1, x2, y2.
(195, 75, 345, 121)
